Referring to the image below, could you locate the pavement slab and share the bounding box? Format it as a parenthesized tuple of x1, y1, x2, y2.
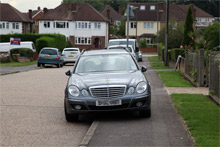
(87, 57, 194, 147)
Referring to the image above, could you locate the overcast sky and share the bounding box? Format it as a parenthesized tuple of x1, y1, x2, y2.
(1, 0, 63, 12)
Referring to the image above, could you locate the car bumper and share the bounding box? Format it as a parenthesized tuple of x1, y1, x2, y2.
(38, 59, 61, 65)
(65, 94, 151, 114)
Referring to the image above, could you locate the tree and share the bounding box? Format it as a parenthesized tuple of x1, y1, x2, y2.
(157, 21, 184, 49)
(182, 5, 195, 50)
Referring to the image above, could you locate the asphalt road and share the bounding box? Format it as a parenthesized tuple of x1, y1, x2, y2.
(0, 64, 91, 146)
(87, 57, 194, 147)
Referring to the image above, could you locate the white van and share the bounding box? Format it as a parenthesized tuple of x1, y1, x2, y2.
(0, 41, 36, 53)
(108, 39, 139, 52)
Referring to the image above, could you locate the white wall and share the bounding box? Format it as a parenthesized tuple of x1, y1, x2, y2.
(39, 21, 108, 39)
(0, 22, 22, 34)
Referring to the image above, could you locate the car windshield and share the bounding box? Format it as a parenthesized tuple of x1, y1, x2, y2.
(75, 54, 138, 73)
(41, 49, 57, 55)
(109, 41, 135, 49)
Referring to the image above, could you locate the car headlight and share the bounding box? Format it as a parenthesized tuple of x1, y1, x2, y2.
(68, 85, 80, 97)
(136, 82, 147, 94)
(128, 87, 135, 95)
(82, 89, 89, 97)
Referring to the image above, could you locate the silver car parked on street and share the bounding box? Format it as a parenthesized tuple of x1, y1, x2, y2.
(62, 48, 80, 65)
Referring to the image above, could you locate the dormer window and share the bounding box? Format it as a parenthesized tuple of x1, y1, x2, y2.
(150, 5, 155, 11)
(140, 5, 145, 11)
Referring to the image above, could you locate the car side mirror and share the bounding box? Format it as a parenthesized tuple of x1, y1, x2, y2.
(135, 47, 139, 52)
(141, 65, 147, 72)
(65, 70, 71, 76)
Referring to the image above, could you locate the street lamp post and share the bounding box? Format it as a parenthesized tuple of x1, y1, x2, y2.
(126, 4, 130, 48)
(157, 7, 164, 54)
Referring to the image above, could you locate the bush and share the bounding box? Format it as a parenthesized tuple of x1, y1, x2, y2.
(139, 39, 147, 48)
(0, 52, 10, 63)
(158, 43, 165, 58)
(170, 48, 185, 62)
(0, 33, 66, 52)
(66, 40, 74, 48)
(36, 37, 55, 53)
(10, 48, 34, 61)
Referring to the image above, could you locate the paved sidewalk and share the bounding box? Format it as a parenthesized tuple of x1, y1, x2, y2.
(0, 64, 39, 75)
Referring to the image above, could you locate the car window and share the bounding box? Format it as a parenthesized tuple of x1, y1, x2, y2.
(64, 51, 79, 55)
(41, 49, 57, 55)
(75, 54, 138, 73)
(109, 41, 135, 49)
(108, 47, 132, 53)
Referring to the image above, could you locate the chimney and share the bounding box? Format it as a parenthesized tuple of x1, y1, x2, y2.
(107, 9, 110, 21)
(38, 6, 40, 10)
(43, 7, 48, 14)
(28, 9, 32, 19)
(118, 6, 122, 15)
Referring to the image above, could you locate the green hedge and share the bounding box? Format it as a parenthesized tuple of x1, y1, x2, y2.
(10, 48, 34, 61)
(36, 37, 55, 53)
(170, 48, 185, 62)
(0, 34, 66, 52)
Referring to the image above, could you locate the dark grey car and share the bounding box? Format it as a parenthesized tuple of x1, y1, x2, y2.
(64, 49, 151, 122)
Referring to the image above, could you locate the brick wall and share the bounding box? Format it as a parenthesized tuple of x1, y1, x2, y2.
(140, 48, 157, 53)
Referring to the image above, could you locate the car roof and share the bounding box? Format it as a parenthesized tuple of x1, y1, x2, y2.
(82, 49, 129, 56)
(63, 48, 79, 50)
(42, 47, 59, 50)
(109, 39, 136, 41)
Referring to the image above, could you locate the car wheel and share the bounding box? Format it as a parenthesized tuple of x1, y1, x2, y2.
(63, 63, 66, 66)
(61, 63, 63, 67)
(65, 103, 79, 122)
(42, 64, 45, 67)
(57, 63, 60, 68)
(140, 109, 151, 118)
(37, 63, 41, 67)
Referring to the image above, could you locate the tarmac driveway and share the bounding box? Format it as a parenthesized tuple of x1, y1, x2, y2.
(0, 65, 90, 146)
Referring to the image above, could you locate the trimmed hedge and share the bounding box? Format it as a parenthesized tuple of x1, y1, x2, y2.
(170, 48, 185, 62)
(0, 34, 66, 52)
(10, 48, 34, 61)
(36, 37, 55, 53)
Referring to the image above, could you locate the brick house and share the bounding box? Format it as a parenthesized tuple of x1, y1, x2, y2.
(38, 3, 109, 50)
(101, 5, 122, 26)
(0, 3, 32, 34)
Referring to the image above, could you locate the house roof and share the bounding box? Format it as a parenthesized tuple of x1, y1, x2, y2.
(0, 3, 32, 22)
(101, 5, 122, 21)
(128, 3, 213, 22)
(38, 3, 108, 22)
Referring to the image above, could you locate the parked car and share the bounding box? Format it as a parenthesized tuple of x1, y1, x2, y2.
(62, 48, 80, 65)
(37, 47, 64, 68)
(64, 49, 151, 122)
(108, 39, 140, 58)
(0, 41, 36, 53)
(138, 50, 143, 62)
(107, 45, 137, 60)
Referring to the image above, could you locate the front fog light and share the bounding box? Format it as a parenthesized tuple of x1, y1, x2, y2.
(136, 102, 143, 107)
(74, 105, 81, 110)
(128, 87, 135, 95)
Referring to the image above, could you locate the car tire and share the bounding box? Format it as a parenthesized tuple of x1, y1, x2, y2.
(37, 63, 41, 67)
(57, 63, 60, 68)
(63, 63, 66, 66)
(61, 63, 63, 67)
(42, 64, 45, 67)
(65, 103, 79, 122)
(140, 109, 151, 118)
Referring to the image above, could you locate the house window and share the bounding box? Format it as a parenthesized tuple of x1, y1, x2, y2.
(144, 22, 154, 29)
(88, 23, 91, 29)
(6, 23, 9, 29)
(140, 5, 145, 11)
(0, 23, 2, 29)
(12, 23, 19, 29)
(56, 22, 65, 28)
(205, 18, 209, 22)
(94, 22, 101, 29)
(82, 22, 85, 29)
(0, 23, 5, 29)
(130, 22, 136, 29)
(67, 22, 69, 28)
(75, 37, 91, 45)
(196, 18, 202, 22)
(150, 5, 155, 11)
(85, 23, 87, 29)
(78, 22, 81, 28)
(44, 21, 50, 28)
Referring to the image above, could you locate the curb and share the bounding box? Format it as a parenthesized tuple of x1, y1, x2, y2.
(79, 121, 99, 147)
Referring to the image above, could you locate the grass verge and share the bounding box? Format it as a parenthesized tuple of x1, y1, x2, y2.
(148, 56, 171, 69)
(171, 94, 220, 147)
(0, 61, 37, 67)
(157, 71, 193, 87)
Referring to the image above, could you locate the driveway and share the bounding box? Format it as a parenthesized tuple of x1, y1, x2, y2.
(0, 65, 90, 146)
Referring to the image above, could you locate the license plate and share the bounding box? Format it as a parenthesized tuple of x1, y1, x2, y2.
(96, 99, 122, 106)
(68, 55, 74, 58)
(45, 56, 52, 59)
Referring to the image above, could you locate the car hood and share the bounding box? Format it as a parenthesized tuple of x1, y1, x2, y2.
(69, 70, 147, 89)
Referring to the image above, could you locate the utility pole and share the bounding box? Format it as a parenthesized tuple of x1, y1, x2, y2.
(164, 0, 169, 66)
(126, 4, 130, 48)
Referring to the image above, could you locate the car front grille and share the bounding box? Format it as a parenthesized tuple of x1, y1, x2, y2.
(90, 85, 126, 98)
